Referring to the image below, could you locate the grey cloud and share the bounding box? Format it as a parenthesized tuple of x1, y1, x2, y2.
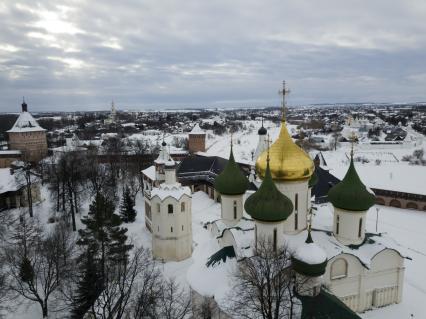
(0, 0, 425, 111)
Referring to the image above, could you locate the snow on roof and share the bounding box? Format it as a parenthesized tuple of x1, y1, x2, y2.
(150, 183, 191, 201)
(189, 123, 205, 135)
(0, 168, 20, 194)
(323, 151, 426, 195)
(293, 241, 327, 264)
(0, 150, 22, 155)
(186, 228, 237, 303)
(141, 165, 156, 181)
(0, 167, 39, 194)
(7, 112, 45, 133)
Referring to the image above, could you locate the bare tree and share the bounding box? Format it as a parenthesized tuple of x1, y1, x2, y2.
(158, 278, 191, 319)
(93, 246, 147, 319)
(226, 238, 301, 319)
(5, 217, 76, 318)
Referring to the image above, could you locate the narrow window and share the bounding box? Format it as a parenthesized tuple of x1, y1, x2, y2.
(233, 201, 237, 219)
(157, 226, 159, 232)
(336, 215, 340, 235)
(255, 225, 257, 247)
(295, 193, 298, 211)
(182, 225, 184, 231)
(168, 204, 173, 214)
(295, 212, 298, 230)
(273, 228, 277, 252)
(171, 226, 173, 233)
(358, 218, 362, 238)
(157, 203, 160, 213)
(181, 202, 185, 212)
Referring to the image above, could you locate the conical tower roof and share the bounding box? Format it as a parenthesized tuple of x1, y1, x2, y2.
(245, 157, 293, 222)
(256, 121, 314, 181)
(328, 155, 375, 211)
(214, 147, 249, 195)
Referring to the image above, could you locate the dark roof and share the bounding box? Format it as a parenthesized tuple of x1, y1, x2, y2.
(311, 166, 340, 203)
(214, 148, 249, 195)
(298, 289, 362, 319)
(328, 156, 375, 211)
(258, 125, 267, 135)
(245, 160, 293, 222)
(177, 154, 248, 186)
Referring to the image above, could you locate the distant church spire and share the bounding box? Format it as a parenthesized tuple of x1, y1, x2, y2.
(21, 96, 28, 112)
(278, 80, 290, 122)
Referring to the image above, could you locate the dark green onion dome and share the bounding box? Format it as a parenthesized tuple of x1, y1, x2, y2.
(328, 155, 375, 211)
(308, 170, 318, 188)
(292, 231, 328, 277)
(214, 147, 249, 195)
(258, 125, 267, 135)
(244, 159, 293, 222)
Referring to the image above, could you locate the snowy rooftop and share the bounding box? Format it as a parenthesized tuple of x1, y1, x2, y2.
(141, 165, 156, 181)
(6, 112, 46, 133)
(150, 183, 191, 201)
(189, 123, 205, 135)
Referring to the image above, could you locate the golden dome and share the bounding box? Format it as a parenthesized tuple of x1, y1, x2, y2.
(256, 121, 314, 181)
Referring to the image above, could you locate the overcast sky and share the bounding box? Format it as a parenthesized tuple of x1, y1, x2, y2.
(1, 0, 426, 112)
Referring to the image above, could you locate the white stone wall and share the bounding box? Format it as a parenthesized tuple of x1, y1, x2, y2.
(151, 194, 192, 261)
(255, 220, 285, 250)
(323, 250, 405, 312)
(333, 207, 367, 245)
(254, 134, 268, 163)
(220, 194, 243, 226)
(276, 179, 309, 234)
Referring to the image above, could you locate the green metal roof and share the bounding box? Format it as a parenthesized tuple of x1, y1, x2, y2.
(244, 159, 293, 222)
(328, 156, 375, 211)
(298, 289, 362, 319)
(214, 148, 249, 195)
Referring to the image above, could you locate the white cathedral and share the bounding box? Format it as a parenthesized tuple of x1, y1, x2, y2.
(142, 85, 406, 316)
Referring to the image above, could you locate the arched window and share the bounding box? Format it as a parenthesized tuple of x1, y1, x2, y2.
(358, 218, 362, 238)
(181, 202, 185, 212)
(157, 203, 161, 213)
(168, 204, 173, 214)
(331, 258, 348, 280)
(233, 200, 237, 219)
(171, 226, 173, 233)
(336, 215, 340, 235)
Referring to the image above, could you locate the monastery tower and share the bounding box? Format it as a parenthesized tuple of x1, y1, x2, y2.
(7, 99, 48, 163)
(150, 157, 193, 261)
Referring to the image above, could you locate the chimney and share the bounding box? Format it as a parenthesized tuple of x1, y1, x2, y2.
(22, 97, 28, 112)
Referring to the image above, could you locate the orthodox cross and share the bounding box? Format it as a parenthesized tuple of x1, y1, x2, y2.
(349, 131, 357, 158)
(278, 80, 290, 121)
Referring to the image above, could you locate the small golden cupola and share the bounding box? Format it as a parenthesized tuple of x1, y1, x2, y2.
(255, 81, 314, 181)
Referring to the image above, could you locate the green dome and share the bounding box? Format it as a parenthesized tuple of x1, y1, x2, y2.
(244, 159, 293, 222)
(308, 170, 318, 188)
(328, 156, 375, 211)
(214, 148, 249, 195)
(292, 231, 328, 277)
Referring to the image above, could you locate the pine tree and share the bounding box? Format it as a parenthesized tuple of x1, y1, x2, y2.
(71, 250, 103, 319)
(74, 193, 134, 317)
(119, 186, 137, 223)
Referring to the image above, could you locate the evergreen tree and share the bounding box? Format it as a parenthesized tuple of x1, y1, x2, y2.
(119, 186, 137, 223)
(75, 193, 133, 316)
(71, 250, 103, 319)
(77, 192, 132, 278)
